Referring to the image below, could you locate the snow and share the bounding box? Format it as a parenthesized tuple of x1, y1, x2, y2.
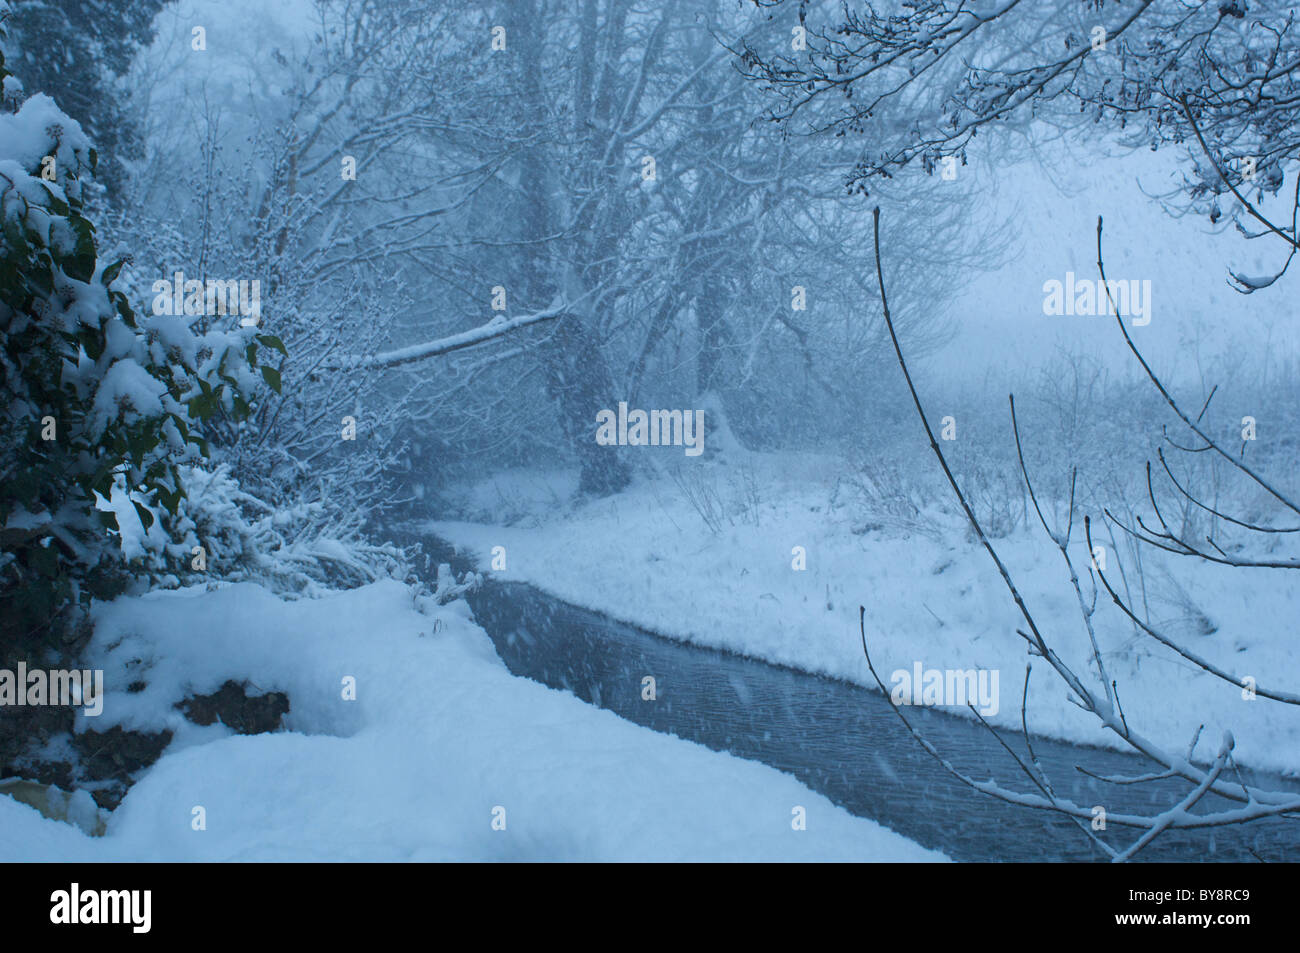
(90, 359, 168, 439)
(350, 302, 567, 370)
(0, 93, 91, 178)
(433, 454, 1300, 777)
(0, 580, 945, 862)
(927, 143, 1300, 389)
(3, 0, 1294, 866)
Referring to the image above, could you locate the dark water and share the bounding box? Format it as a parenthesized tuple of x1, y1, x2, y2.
(462, 576, 1299, 863)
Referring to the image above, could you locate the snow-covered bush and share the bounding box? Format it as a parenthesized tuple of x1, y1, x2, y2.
(101, 462, 411, 597)
(102, 200, 415, 592)
(107, 13, 419, 571)
(0, 12, 279, 653)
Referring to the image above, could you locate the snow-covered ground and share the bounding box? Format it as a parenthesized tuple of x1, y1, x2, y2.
(1, 579, 945, 862)
(433, 453, 1300, 778)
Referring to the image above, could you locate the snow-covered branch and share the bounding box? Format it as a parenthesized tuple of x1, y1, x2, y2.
(338, 303, 566, 372)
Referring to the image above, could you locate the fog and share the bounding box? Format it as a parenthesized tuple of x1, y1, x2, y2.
(2, 0, 1298, 871)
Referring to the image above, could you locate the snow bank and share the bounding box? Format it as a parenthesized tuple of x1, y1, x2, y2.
(2, 580, 944, 862)
(434, 456, 1300, 777)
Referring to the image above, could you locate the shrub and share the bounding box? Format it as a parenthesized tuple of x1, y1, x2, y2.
(0, 14, 278, 655)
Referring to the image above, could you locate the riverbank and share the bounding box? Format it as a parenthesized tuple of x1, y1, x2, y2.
(431, 455, 1300, 777)
(2, 579, 945, 862)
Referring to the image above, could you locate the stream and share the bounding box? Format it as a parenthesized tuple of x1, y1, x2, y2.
(456, 570, 1299, 863)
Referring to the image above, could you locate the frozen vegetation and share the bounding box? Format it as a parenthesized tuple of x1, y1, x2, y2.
(2, 0, 1299, 863)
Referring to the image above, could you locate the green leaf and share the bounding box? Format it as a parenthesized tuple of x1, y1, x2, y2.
(100, 259, 125, 287)
(187, 392, 213, 420)
(256, 334, 287, 356)
(80, 328, 103, 361)
(92, 471, 114, 500)
(113, 293, 134, 322)
(132, 500, 154, 532)
(159, 487, 183, 516)
(63, 216, 97, 282)
(260, 365, 281, 394)
(38, 182, 70, 217)
(29, 543, 59, 578)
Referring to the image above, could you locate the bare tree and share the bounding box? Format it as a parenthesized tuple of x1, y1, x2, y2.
(348, 0, 973, 491)
(742, 0, 1300, 292)
(863, 207, 1300, 861)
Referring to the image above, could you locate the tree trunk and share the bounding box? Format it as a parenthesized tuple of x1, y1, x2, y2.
(544, 313, 631, 496)
(512, 0, 630, 497)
